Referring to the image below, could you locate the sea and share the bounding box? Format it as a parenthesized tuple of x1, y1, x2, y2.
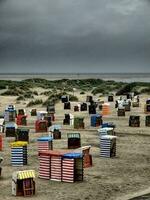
(0, 73, 150, 83)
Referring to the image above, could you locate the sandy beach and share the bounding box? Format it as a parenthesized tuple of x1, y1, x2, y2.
(0, 82, 150, 200)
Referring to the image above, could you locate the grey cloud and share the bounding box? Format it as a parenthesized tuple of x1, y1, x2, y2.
(0, 0, 150, 73)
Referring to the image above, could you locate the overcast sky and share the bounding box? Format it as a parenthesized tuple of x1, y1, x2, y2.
(0, 0, 150, 73)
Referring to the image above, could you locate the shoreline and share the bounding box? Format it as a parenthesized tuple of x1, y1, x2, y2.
(0, 73, 150, 82)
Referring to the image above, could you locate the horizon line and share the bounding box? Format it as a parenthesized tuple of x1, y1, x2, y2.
(0, 72, 150, 75)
